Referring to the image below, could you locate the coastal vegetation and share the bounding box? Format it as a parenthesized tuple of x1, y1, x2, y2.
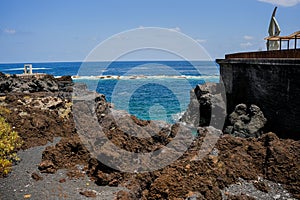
(0, 106, 22, 176)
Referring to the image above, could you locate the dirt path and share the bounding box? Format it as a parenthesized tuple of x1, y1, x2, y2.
(0, 138, 125, 200)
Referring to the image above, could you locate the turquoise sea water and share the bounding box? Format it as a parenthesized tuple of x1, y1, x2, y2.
(0, 61, 220, 123)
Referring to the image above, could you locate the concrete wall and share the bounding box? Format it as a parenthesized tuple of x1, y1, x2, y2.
(217, 58, 300, 139)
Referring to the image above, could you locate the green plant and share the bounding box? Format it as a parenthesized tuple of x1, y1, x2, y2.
(0, 106, 10, 116)
(0, 109, 22, 176)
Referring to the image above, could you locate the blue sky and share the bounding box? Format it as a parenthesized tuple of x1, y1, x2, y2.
(0, 0, 299, 63)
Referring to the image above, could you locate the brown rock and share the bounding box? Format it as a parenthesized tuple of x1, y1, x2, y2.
(59, 178, 66, 183)
(38, 160, 56, 173)
(79, 190, 96, 198)
(31, 172, 43, 181)
(108, 179, 119, 186)
(115, 190, 134, 200)
(208, 155, 219, 164)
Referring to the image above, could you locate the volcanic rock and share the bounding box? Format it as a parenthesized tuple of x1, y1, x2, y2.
(224, 104, 267, 138)
(38, 160, 56, 173)
(180, 83, 226, 130)
(0, 73, 73, 95)
(79, 190, 97, 198)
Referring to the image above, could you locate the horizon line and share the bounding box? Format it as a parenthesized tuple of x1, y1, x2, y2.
(0, 59, 216, 65)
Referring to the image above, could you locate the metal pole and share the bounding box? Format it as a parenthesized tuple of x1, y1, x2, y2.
(279, 38, 282, 50)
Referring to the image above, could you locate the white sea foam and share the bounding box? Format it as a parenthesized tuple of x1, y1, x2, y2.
(72, 75, 219, 80)
(5, 67, 50, 71)
(171, 111, 185, 122)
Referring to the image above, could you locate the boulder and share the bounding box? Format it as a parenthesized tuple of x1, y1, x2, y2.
(224, 104, 267, 138)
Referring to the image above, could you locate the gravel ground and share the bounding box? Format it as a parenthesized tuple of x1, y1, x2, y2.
(221, 177, 297, 200)
(0, 138, 125, 200)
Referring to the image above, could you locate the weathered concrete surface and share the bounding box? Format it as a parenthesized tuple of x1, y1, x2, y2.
(217, 58, 300, 139)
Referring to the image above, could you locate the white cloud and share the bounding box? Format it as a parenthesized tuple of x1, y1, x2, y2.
(258, 0, 300, 7)
(196, 39, 207, 43)
(240, 42, 253, 47)
(3, 28, 16, 35)
(244, 35, 254, 40)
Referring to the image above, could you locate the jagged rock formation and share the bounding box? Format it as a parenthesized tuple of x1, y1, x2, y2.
(72, 83, 194, 173)
(0, 73, 73, 97)
(180, 83, 226, 130)
(181, 83, 267, 138)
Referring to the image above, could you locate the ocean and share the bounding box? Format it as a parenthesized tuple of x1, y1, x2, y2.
(0, 61, 220, 123)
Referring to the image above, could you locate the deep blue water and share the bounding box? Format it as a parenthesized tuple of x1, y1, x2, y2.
(0, 61, 220, 123)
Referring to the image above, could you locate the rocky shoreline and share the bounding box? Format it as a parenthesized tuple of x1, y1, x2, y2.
(0, 74, 299, 199)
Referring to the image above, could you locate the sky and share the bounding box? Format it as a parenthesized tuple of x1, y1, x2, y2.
(0, 0, 299, 63)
